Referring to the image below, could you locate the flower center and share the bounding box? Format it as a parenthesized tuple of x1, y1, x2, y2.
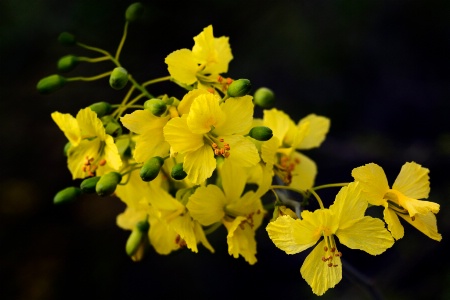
(210, 137, 231, 158)
(321, 236, 342, 268)
(274, 154, 301, 184)
(384, 189, 412, 220)
(82, 155, 106, 177)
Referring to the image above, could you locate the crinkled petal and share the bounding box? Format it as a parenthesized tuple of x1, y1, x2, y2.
(397, 211, 442, 241)
(294, 114, 330, 150)
(170, 213, 198, 253)
(220, 160, 246, 201)
(393, 162, 430, 199)
(266, 215, 318, 254)
(120, 109, 170, 134)
(384, 206, 404, 240)
(329, 182, 367, 227)
(336, 216, 394, 255)
(352, 163, 389, 206)
(224, 216, 257, 265)
(300, 240, 342, 296)
(399, 195, 440, 217)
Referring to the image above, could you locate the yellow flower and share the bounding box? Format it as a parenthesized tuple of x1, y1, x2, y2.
(266, 182, 394, 296)
(165, 25, 233, 90)
(51, 107, 122, 179)
(164, 91, 260, 184)
(262, 108, 330, 190)
(187, 162, 271, 264)
(352, 162, 442, 241)
(120, 109, 170, 163)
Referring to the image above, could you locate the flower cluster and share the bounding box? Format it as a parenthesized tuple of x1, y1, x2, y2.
(39, 3, 442, 296)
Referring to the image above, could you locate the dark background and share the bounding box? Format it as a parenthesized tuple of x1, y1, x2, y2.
(1, 0, 449, 299)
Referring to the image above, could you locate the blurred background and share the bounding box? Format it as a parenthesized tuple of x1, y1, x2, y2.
(1, 0, 449, 299)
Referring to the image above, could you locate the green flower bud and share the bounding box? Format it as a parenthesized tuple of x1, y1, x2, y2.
(126, 220, 149, 258)
(254, 87, 275, 108)
(57, 55, 79, 72)
(101, 115, 122, 136)
(80, 176, 101, 193)
(95, 172, 122, 196)
(140, 156, 164, 182)
(109, 67, 128, 90)
(248, 126, 273, 141)
(53, 187, 81, 204)
(63, 142, 71, 157)
(125, 2, 144, 22)
(36, 74, 66, 94)
(144, 99, 167, 117)
(227, 79, 252, 97)
(58, 32, 76, 46)
(171, 163, 187, 180)
(88, 102, 112, 118)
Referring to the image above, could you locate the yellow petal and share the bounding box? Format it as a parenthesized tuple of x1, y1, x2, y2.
(224, 216, 257, 265)
(224, 135, 260, 168)
(384, 206, 404, 240)
(266, 215, 318, 254)
(399, 195, 440, 217)
(51, 111, 81, 146)
(392, 162, 430, 199)
(170, 213, 198, 253)
(184, 144, 216, 184)
(164, 115, 204, 153)
(289, 152, 317, 190)
(187, 93, 225, 134)
(220, 161, 246, 201)
(214, 95, 254, 136)
(263, 108, 293, 147)
(329, 182, 367, 227)
(193, 221, 215, 253)
(300, 240, 342, 296)
(294, 114, 330, 150)
(187, 184, 227, 225)
(351, 163, 389, 206)
(104, 135, 122, 170)
(76, 107, 105, 140)
(177, 89, 211, 116)
(116, 207, 147, 230)
(165, 49, 198, 85)
(192, 25, 215, 64)
(209, 36, 233, 74)
(120, 109, 169, 134)
(148, 216, 179, 255)
(336, 216, 394, 255)
(397, 211, 442, 241)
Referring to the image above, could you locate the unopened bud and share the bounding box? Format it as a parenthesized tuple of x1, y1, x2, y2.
(63, 142, 71, 157)
(125, 2, 144, 22)
(248, 126, 273, 141)
(88, 102, 112, 118)
(171, 163, 187, 180)
(96, 172, 122, 196)
(144, 99, 167, 117)
(37, 74, 66, 94)
(140, 156, 164, 181)
(57, 55, 79, 72)
(80, 176, 101, 193)
(58, 32, 76, 46)
(53, 187, 81, 204)
(254, 87, 275, 108)
(101, 115, 122, 136)
(227, 79, 252, 97)
(109, 67, 128, 90)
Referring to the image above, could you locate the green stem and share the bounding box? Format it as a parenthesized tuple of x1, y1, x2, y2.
(308, 188, 325, 209)
(78, 56, 110, 63)
(66, 71, 112, 81)
(115, 21, 129, 60)
(203, 222, 222, 235)
(142, 76, 172, 87)
(312, 182, 349, 191)
(270, 185, 308, 198)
